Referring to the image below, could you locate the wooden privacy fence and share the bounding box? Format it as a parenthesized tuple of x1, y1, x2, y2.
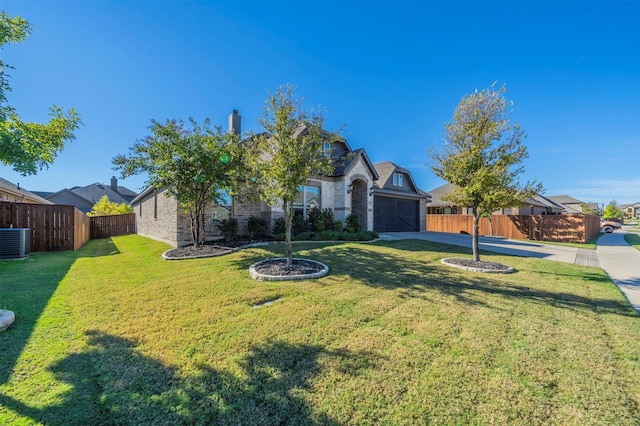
(0, 201, 90, 251)
(426, 214, 601, 243)
(1, 202, 137, 252)
(90, 213, 136, 240)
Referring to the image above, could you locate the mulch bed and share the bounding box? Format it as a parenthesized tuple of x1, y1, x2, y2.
(441, 257, 514, 274)
(251, 258, 325, 276)
(163, 238, 271, 259)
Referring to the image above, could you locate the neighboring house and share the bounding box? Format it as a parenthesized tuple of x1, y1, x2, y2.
(0, 177, 53, 205)
(620, 202, 640, 219)
(426, 182, 564, 215)
(43, 177, 138, 213)
(372, 162, 429, 232)
(545, 195, 596, 214)
(132, 110, 430, 247)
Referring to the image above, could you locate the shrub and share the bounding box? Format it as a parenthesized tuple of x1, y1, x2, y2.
(247, 216, 267, 238)
(321, 208, 335, 231)
(292, 214, 308, 235)
(216, 218, 238, 241)
(307, 207, 323, 232)
(272, 218, 286, 235)
(334, 220, 344, 232)
(346, 214, 363, 233)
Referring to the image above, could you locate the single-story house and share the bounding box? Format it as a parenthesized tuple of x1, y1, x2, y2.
(132, 110, 430, 247)
(426, 182, 565, 215)
(0, 177, 53, 205)
(545, 195, 597, 215)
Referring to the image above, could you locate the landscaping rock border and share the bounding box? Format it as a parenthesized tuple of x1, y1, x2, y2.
(441, 257, 514, 274)
(249, 258, 329, 281)
(0, 309, 15, 331)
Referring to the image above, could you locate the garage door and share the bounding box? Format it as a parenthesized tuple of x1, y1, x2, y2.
(374, 196, 419, 232)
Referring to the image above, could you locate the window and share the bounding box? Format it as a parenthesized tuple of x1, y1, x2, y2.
(294, 185, 320, 219)
(212, 191, 232, 221)
(322, 142, 332, 156)
(392, 172, 403, 187)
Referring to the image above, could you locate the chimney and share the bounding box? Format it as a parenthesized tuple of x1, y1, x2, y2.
(228, 109, 241, 136)
(111, 176, 118, 192)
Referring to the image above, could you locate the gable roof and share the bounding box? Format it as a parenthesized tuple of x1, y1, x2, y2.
(0, 177, 54, 204)
(372, 162, 429, 200)
(545, 195, 584, 205)
(72, 183, 134, 205)
(334, 148, 379, 180)
(545, 195, 588, 214)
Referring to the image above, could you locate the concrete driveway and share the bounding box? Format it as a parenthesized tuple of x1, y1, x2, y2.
(381, 230, 640, 314)
(596, 230, 640, 313)
(380, 231, 587, 264)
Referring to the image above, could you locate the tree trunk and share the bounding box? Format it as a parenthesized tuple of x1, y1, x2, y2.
(283, 199, 293, 267)
(488, 215, 493, 236)
(189, 209, 199, 248)
(472, 207, 480, 261)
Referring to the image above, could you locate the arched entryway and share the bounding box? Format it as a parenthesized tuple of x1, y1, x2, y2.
(350, 179, 368, 230)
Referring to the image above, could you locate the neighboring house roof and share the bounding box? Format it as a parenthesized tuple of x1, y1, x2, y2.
(525, 195, 565, 212)
(31, 191, 55, 199)
(45, 189, 96, 213)
(425, 182, 458, 207)
(545, 195, 589, 214)
(620, 202, 640, 209)
(545, 195, 584, 205)
(72, 183, 133, 205)
(427, 183, 563, 212)
(0, 177, 54, 204)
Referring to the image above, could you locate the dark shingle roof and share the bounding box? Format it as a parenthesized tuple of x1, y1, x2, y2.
(72, 183, 134, 205)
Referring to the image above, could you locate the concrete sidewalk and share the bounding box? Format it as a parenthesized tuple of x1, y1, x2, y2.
(380, 231, 584, 264)
(381, 231, 640, 314)
(596, 231, 640, 313)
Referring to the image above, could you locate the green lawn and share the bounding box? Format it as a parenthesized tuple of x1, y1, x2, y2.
(624, 232, 640, 251)
(1, 235, 639, 425)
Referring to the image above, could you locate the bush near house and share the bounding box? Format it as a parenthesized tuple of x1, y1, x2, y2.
(273, 210, 377, 242)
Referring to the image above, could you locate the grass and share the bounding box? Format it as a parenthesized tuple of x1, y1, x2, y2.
(624, 233, 640, 251)
(512, 232, 602, 250)
(1, 235, 639, 425)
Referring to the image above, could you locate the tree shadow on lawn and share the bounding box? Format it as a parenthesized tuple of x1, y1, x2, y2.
(0, 238, 120, 387)
(0, 330, 377, 425)
(241, 240, 637, 318)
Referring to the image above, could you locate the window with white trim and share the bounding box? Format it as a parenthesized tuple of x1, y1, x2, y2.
(294, 185, 320, 219)
(392, 172, 403, 187)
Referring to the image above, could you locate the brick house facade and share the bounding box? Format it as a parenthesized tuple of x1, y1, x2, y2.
(131, 111, 428, 248)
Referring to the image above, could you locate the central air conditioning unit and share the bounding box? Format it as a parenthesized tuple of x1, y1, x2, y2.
(0, 228, 31, 259)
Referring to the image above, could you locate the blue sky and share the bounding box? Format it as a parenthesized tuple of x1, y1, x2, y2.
(1, 1, 638, 207)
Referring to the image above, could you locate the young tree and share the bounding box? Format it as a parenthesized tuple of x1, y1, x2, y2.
(113, 118, 241, 247)
(246, 84, 335, 267)
(603, 200, 624, 219)
(430, 84, 541, 261)
(87, 195, 134, 216)
(0, 12, 81, 175)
